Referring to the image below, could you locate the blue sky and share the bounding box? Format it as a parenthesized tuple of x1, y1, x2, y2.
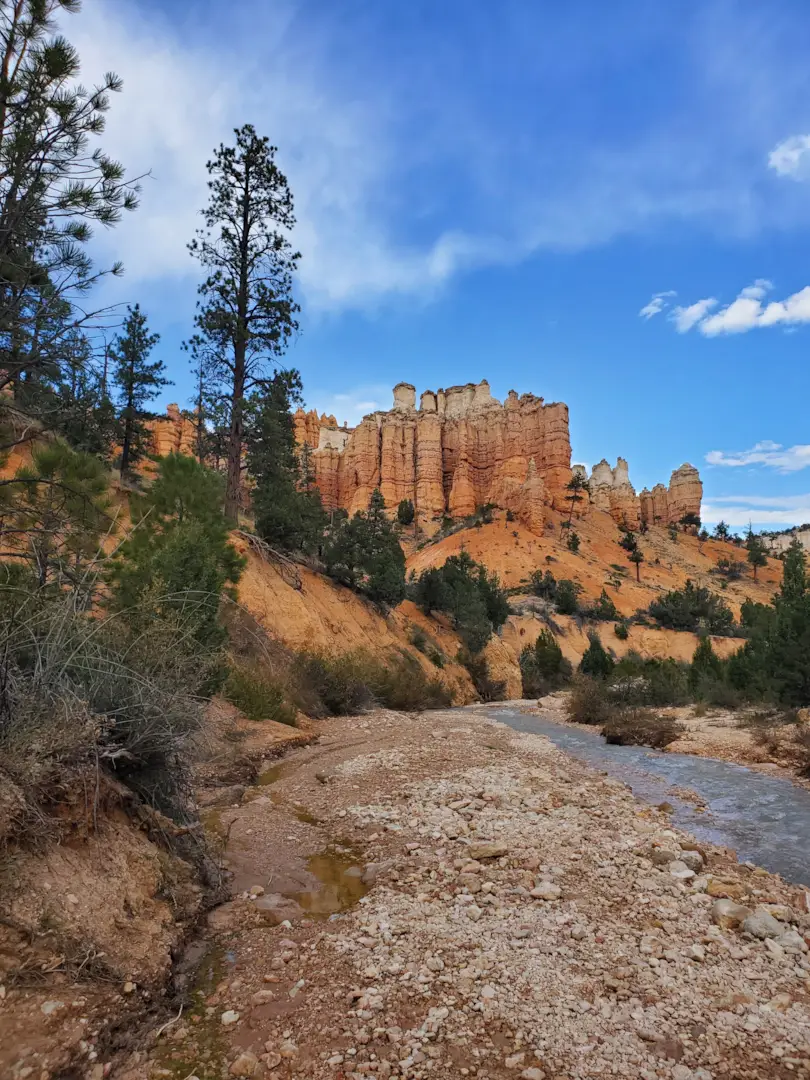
(70, 0, 810, 530)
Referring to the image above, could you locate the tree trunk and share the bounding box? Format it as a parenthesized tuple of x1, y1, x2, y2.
(635, 561, 640, 582)
(224, 160, 252, 524)
(120, 367, 134, 477)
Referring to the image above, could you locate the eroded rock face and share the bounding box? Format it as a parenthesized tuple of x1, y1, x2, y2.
(300, 382, 574, 534)
(148, 404, 196, 459)
(294, 381, 703, 536)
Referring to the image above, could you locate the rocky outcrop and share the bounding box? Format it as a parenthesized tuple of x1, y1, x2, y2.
(299, 381, 575, 533)
(582, 457, 640, 528)
(148, 404, 196, 459)
(639, 465, 703, 528)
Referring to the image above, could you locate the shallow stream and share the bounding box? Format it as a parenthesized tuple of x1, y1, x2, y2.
(481, 705, 810, 887)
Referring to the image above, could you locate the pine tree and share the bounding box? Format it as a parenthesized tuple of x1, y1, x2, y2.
(0, 0, 138, 412)
(565, 473, 587, 528)
(628, 547, 644, 581)
(188, 125, 301, 521)
(714, 520, 731, 541)
(746, 528, 768, 581)
(244, 370, 326, 554)
(111, 305, 168, 478)
(689, 635, 723, 694)
(780, 537, 807, 603)
(1, 440, 111, 590)
(397, 499, 415, 526)
(579, 632, 614, 680)
(324, 489, 406, 607)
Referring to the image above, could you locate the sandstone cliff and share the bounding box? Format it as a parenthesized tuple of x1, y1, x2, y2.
(296, 382, 703, 536)
(297, 380, 573, 534)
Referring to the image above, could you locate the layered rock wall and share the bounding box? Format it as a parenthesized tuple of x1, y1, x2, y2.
(639, 465, 703, 528)
(298, 381, 573, 534)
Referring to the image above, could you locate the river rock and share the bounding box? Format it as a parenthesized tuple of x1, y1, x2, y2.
(650, 848, 679, 866)
(669, 861, 695, 882)
(679, 850, 704, 872)
(707, 878, 747, 901)
(531, 882, 562, 901)
(742, 909, 783, 940)
(711, 899, 751, 929)
(229, 1052, 258, 1076)
(469, 842, 508, 860)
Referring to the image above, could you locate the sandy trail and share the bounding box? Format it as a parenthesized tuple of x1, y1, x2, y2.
(123, 707, 810, 1080)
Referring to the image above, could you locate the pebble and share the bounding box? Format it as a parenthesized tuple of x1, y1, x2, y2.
(530, 882, 562, 901)
(228, 1052, 258, 1076)
(220, 1010, 240, 1026)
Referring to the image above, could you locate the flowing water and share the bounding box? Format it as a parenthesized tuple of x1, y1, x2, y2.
(479, 705, 810, 887)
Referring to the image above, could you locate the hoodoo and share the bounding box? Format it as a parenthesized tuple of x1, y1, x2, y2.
(293, 381, 703, 534)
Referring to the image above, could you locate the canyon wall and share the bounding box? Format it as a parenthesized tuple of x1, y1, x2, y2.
(295, 381, 702, 535)
(295, 380, 572, 533)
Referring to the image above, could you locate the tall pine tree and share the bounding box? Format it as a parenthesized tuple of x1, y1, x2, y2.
(188, 125, 300, 521)
(111, 305, 169, 477)
(244, 370, 326, 554)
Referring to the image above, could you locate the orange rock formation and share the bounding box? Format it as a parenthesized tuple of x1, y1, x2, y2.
(295, 380, 574, 534)
(294, 381, 703, 536)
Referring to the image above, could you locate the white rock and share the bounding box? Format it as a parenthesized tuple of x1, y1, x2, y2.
(220, 1010, 240, 1026)
(669, 861, 695, 882)
(531, 882, 562, 901)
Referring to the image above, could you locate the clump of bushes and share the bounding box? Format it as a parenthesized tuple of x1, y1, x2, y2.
(614, 621, 629, 640)
(323, 488, 406, 607)
(648, 579, 735, 635)
(412, 551, 509, 654)
(224, 664, 298, 726)
(554, 579, 582, 616)
(583, 588, 618, 622)
(408, 624, 445, 667)
(519, 629, 572, 697)
(294, 650, 452, 714)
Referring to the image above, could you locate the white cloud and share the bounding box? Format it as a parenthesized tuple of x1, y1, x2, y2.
(669, 297, 716, 332)
(705, 441, 810, 472)
(307, 385, 390, 426)
(768, 134, 810, 180)
(658, 280, 810, 336)
(702, 496, 810, 527)
(62, 2, 810, 316)
(638, 291, 676, 319)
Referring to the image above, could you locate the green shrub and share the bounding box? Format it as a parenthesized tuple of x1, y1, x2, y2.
(225, 664, 298, 725)
(397, 499, 415, 526)
(409, 625, 446, 668)
(648, 580, 735, 635)
(565, 675, 615, 725)
(529, 569, 557, 601)
(614, 621, 629, 640)
(584, 588, 619, 622)
(579, 632, 614, 680)
(519, 629, 572, 697)
(412, 551, 509, 654)
(555, 579, 582, 615)
(294, 650, 451, 714)
(323, 489, 406, 606)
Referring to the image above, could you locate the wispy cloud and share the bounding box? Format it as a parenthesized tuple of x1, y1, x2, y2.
(643, 280, 810, 336)
(65, 2, 810, 315)
(638, 291, 676, 319)
(705, 441, 810, 472)
(702, 495, 810, 527)
(670, 297, 717, 332)
(768, 134, 810, 181)
(307, 385, 390, 426)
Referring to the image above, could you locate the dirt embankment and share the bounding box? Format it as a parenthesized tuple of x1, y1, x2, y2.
(234, 543, 752, 710)
(115, 707, 810, 1080)
(0, 703, 308, 1080)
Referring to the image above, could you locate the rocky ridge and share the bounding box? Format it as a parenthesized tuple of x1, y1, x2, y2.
(294, 382, 702, 535)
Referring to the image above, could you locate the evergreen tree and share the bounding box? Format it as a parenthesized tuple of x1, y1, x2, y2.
(628, 547, 644, 582)
(745, 528, 768, 581)
(567, 530, 580, 554)
(111, 305, 168, 477)
(109, 454, 244, 652)
(565, 473, 587, 529)
(411, 550, 509, 653)
(1, 440, 111, 590)
(0, 0, 138, 413)
(184, 334, 225, 464)
(244, 370, 326, 553)
(579, 632, 614, 680)
(323, 489, 406, 607)
(689, 635, 723, 695)
(397, 498, 415, 526)
(780, 538, 807, 603)
(188, 125, 300, 521)
(713, 520, 731, 541)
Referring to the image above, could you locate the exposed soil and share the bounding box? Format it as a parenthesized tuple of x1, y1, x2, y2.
(109, 707, 810, 1080)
